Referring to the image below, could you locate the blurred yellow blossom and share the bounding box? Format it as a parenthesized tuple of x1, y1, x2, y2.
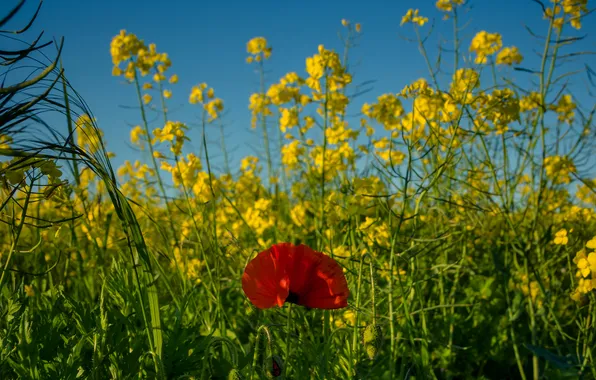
(553, 228, 569, 245)
(469, 31, 502, 64)
(246, 37, 272, 60)
(401, 9, 428, 26)
(496, 46, 523, 65)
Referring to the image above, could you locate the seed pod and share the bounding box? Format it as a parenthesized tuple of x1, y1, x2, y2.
(365, 344, 378, 361)
(362, 324, 382, 360)
(228, 369, 243, 380)
(265, 355, 283, 378)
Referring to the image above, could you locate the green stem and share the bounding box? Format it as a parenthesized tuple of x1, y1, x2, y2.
(284, 303, 293, 377)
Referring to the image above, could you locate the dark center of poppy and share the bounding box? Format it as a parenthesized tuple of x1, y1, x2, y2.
(286, 291, 299, 304)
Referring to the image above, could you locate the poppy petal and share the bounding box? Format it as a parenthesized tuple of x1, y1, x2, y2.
(242, 245, 291, 309)
(295, 248, 349, 309)
(242, 243, 349, 310)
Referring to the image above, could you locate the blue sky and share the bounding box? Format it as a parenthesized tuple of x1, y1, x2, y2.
(3, 0, 595, 175)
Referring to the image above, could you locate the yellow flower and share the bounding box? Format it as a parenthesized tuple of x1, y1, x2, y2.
(130, 125, 146, 146)
(436, 0, 463, 12)
(110, 30, 144, 66)
(0, 134, 12, 150)
(143, 94, 152, 104)
(24, 285, 34, 297)
(163, 89, 172, 99)
(577, 255, 591, 277)
(450, 68, 480, 103)
(574, 249, 596, 280)
(246, 37, 272, 60)
(496, 46, 523, 65)
(189, 83, 208, 104)
(248, 93, 272, 128)
(560, 0, 588, 29)
(281, 140, 305, 170)
(520, 92, 542, 112)
(169, 74, 179, 84)
(401, 9, 428, 26)
(152, 121, 188, 155)
(204, 98, 224, 121)
(553, 228, 569, 245)
(362, 93, 405, 131)
(341, 19, 349, 27)
(279, 108, 299, 133)
(544, 155, 576, 184)
(586, 236, 596, 250)
(469, 31, 502, 64)
(549, 94, 576, 124)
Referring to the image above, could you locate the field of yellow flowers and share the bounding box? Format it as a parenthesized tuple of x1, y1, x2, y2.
(1, 0, 595, 378)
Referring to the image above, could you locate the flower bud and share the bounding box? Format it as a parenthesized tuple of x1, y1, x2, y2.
(363, 324, 382, 360)
(228, 369, 243, 380)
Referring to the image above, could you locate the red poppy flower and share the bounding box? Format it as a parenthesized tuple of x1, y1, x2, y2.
(242, 243, 349, 309)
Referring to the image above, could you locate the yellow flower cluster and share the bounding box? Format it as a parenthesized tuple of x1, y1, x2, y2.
(130, 125, 147, 148)
(110, 30, 145, 66)
(110, 30, 172, 82)
(359, 217, 391, 250)
(572, 237, 596, 300)
(553, 228, 570, 245)
(373, 137, 405, 166)
(330, 309, 365, 328)
(311, 144, 355, 180)
(152, 121, 188, 156)
(267, 72, 309, 106)
(189, 83, 224, 121)
(246, 37, 272, 63)
(400, 9, 428, 26)
(511, 272, 548, 308)
(244, 198, 275, 237)
(545, 0, 589, 29)
(544, 155, 576, 184)
(160, 153, 202, 187)
(362, 94, 405, 131)
(549, 94, 575, 124)
(189, 83, 211, 104)
(475, 88, 520, 134)
(435, 0, 464, 12)
(0, 134, 11, 150)
(325, 119, 359, 145)
(341, 19, 362, 33)
(248, 93, 272, 129)
(496, 46, 523, 66)
(117, 160, 155, 180)
(519, 92, 543, 113)
(577, 179, 596, 206)
(469, 31, 502, 64)
(450, 68, 480, 104)
(281, 140, 305, 170)
(305, 45, 352, 95)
